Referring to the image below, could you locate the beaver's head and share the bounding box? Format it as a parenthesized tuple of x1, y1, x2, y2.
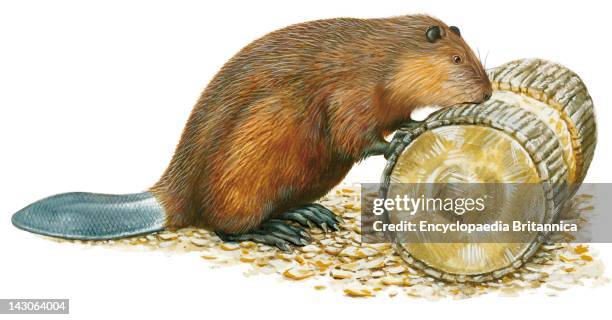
(386, 17, 492, 111)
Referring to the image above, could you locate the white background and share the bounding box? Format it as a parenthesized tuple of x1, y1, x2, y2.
(1, 0, 611, 319)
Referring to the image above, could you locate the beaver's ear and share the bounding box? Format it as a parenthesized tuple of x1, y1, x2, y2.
(426, 25, 443, 43)
(450, 26, 461, 36)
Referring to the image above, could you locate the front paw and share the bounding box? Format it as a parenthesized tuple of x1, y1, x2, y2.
(384, 132, 406, 160)
(384, 121, 423, 159)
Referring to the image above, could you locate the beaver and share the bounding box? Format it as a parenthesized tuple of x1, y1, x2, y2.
(12, 15, 492, 251)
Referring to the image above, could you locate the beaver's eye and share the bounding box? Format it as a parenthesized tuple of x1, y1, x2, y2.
(452, 55, 463, 64)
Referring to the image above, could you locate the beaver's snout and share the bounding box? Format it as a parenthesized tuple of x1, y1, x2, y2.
(474, 83, 493, 104)
(464, 87, 492, 105)
(483, 92, 492, 101)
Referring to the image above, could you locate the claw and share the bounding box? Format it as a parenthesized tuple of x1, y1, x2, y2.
(279, 203, 343, 234)
(330, 222, 340, 231)
(321, 222, 329, 233)
(300, 231, 312, 241)
(306, 220, 314, 229)
(334, 215, 345, 225)
(299, 207, 325, 226)
(278, 242, 291, 252)
(309, 205, 340, 230)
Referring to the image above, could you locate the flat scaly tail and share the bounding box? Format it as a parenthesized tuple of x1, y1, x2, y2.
(11, 192, 165, 240)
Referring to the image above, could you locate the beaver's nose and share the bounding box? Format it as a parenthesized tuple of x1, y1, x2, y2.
(483, 92, 492, 101)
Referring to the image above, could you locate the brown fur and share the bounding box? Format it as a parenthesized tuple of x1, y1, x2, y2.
(149, 15, 492, 234)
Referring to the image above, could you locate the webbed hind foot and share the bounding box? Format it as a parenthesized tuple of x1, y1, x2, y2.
(216, 219, 311, 252)
(215, 204, 343, 252)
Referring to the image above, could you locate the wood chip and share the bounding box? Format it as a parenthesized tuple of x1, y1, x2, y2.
(220, 243, 240, 251)
(283, 267, 315, 280)
(158, 232, 178, 240)
(331, 269, 353, 279)
(344, 287, 373, 297)
(190, 238, 208, 246)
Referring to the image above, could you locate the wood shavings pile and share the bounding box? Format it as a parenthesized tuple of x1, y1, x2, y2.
(57, 185, 607, 299)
